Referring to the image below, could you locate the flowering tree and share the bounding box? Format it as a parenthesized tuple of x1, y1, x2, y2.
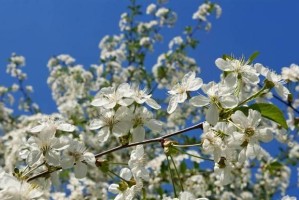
(0, 0, 299, 199)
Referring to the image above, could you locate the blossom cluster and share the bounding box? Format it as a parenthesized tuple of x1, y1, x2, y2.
(0, 0, 298, 200)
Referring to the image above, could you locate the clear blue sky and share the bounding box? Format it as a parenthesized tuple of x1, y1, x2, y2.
(0, 1, 299, 197)
(1, 0, 299, 113)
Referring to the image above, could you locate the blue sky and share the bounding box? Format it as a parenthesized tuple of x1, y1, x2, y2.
(0, 0, 299, 197)
(1, 0, 299, 113)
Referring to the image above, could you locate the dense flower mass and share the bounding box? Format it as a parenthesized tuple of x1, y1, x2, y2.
(0, 0, 298, 200)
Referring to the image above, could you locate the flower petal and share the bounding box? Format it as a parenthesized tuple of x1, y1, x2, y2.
(120, 168, 132, 181)
(167, 96, 178, 114)
(206, 103, 219, 125)
(187, 77, 203, 91)
(221, 95, 238, 108)
(215, 58, 233, 71)
(74, 162, 87, 179)
(190, 95, 210, 107)
(145, 98, 161, 109)
(57, 123, 76, 132)
(145, 119, 162, 132)
(132, 126, 145, 143)
(98, 127, 110, 142)
(89, 119, 105, 130)
(91, 97, 109, 107)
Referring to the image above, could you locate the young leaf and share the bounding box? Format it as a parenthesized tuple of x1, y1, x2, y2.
(249, 103, 288, 129)
(247, 51, 260, 64)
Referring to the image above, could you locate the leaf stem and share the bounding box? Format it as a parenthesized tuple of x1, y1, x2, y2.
(173, 147, 214, 162)
(166, 155, 177, 197)
(170, 155, 184, 192)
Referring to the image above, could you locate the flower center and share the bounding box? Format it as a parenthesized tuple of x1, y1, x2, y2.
(245, 127, 255, 137)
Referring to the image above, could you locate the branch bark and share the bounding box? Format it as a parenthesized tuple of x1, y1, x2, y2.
(27, 122, 203, 182)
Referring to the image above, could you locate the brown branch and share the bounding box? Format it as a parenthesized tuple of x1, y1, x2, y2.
(27, 122, 203, 182)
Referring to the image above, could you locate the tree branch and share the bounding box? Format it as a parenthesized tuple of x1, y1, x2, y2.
(27, 122, 203, 182)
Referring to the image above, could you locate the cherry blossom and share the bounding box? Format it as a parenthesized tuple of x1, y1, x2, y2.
(167, 71, 203, 114)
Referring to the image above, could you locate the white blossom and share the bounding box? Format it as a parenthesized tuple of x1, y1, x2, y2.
(89, 107, 132, 142)
(91, 83, 134, 109)
(228, 109, 273, 163)
(130, 85, 161, 109)
(130, 107, 162, 142)
(128, 145, 149, 181)
(215, 57, 259, 86)
(0, 168, 44, 200)
(30, 116, 76, 135)
(61, 140, 96, 179)
(190, 81, 238, 125)
(167, 71, 203, 114)
(26, 130, 68, 166)
(146, 4, 157, 15)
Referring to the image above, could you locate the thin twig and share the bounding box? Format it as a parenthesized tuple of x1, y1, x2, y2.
(94, 122, 203, 158)
(27, 122, 203, 182)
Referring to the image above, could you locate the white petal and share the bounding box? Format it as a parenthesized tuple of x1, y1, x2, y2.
(118, 83, 132, 97)
(61, 157, 74, 169)
(206, 103, 219, 125)
(30, 124, 45, 133)
(131, 145, 144, 160)
(254, 63, 268, 76)
(215, 58, 233, 71)
(275, 84, 290, 100)
(89, 119, 105, 130)
(115, 106, 132, 119)
(258, 128, 273, 142)
(145, 98, 161, 109)
(113, 121, 131, 137)
(224, 73, 237, 88)
(132, 126, 145, 143)
(46, 150, 60, 166)
(104, 101, 117, 109)
(74, 162, 87, 179)
(139, 168, 150, 181)
(57, 123, 75, 132)
(167, 96, 178, 114)
(101, 86, 114, 94)
(98, 127, 110, 142)
(27, 150, 42, 166)
(108, 184, 120, 194)
(187, 77, 203, 91)
(120, 168, 132, 181)
(221, 95, 238, 108)
(246, 142, 260, 159)
(238, 148, 247, 163)
(228, 131, 244, 147)
(190, 95, 210, 107)
(243, 71, 260, 84)
(91, 97, 109, 107)
(119, 98, 134, 107)
(182, 71, 195, 85)
(248, 109, 261, 128)
(214, 148, 222, 163)
(83, 152, 96, 166)
(231, 110, 248, 128)
(176, 93, 187, 103)
(145, 119, 162, 132)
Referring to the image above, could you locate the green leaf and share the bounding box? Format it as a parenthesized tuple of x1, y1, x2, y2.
(222, 54, 233, 60)
(249, 103, 288, 129)
(247, 51, 260, 64)
(179, 161, 187, 174)
(265, 161, 283, 175)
